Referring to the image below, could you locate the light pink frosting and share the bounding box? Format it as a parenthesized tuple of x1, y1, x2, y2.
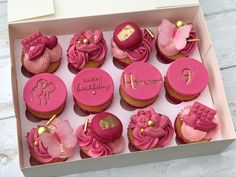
(76, 123, 124, 157)
(48, 44, 62, 63)
(23, 50, 50, 74)
(27, 119, 77, 164)
(112, 29, 154, 62)
(128, 107, 174, 150)
(179, 106, 218, 142)
(67, 30, 107, 70)
(23, 44, 62, 74)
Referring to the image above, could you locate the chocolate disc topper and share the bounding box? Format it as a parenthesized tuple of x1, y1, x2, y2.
(113, 21, 142, 51)
(91, 112, 123, 143)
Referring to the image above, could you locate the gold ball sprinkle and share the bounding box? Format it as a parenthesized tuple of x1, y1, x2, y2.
(176, 20, 184, 27)
(77, 40, 81, 44)
(83, 38, 89, 44)
(34, 141, 39, 146)
(140, 128, 144, 133)
(37, 126, 49, 135)
(147, 120, 154, 127)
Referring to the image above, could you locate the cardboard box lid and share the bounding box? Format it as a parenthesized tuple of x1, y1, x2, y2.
(8, 0, 199, 23)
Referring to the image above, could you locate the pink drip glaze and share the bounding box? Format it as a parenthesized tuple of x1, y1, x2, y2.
(129, 107, 174, 150)
(76, 123, 124, 157)
(48, 44, 62, 63)
(23, 50, 50, 74)
(67, 30, 107, 70)
(112, 28, 154, 63)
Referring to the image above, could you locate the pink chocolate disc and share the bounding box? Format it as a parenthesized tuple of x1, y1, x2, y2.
(72, 68, 114, 107)
(91, 112, 123, 143)
(113, 21, 142, 51)
(120, 62, 163, 100)
(166, 57, 208, 95)
(23, 73, 67, 114)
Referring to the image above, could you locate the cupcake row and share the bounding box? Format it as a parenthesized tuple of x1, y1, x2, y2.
(20, 19, 198, 75)
(23, 58, 208, 118)
(27, 104, 219, 164)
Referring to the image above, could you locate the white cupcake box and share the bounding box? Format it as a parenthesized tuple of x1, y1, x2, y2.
(8, 0, 236, 177)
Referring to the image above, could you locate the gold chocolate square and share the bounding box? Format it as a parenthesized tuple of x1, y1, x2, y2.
(117, 25, 135, 41)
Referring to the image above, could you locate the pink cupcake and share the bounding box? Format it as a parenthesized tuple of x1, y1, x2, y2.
(120, 62, 163, 108)
(67, 30, 107, 71)
(175, 102, 218, 144)
(27, 116, 77, 164)
(23, 73, 67, 119)
(72, 68, 114, 113)
(112, 21, 155, 66)
(21, 31, 62, 75)
(156, 19, 198, 63)
(76, 112, 125, 158)
(128, 107, 174, 151)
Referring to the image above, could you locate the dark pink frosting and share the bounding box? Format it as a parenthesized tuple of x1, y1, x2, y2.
(129, 107, 174, 150)
(112, 28, 154, 63)
(67, 30, 107, 70)
(27, 119, 77, 164)
(180, 30, 197, 56)
(27, 128, 54, 163)
(76, 123, 124, 157)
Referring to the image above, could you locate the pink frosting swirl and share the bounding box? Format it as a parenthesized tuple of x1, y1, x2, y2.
(26, 119, 77, 164)
(179, 106, 218, 142)
(48, 44, 62, 62)
(76, 123, 124, 157)
(27, 128, 55, 164)
(112, 29, 154, 63)
(23, 50, 50, 74)
(67, 30, 107, 70)
(128, 107, 174, 150)
(180, 30, 197, 56)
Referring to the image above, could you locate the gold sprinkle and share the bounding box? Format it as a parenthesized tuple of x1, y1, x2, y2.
(83, 38, 89, 44)
(147, 120, 154, 127)
(34, 141, 39, 146)
(176, 20, 184, 27)
(140, 128, 144, 133)
(37, 126, 49, 135)
(46, 115, 57, 126)
(77, 40, 81, 44)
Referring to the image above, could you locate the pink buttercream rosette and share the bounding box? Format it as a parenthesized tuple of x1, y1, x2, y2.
(76, 123, 125, 158)
(128, 107, 174, 150)
(112, 29, 154, 64)
(175, 102, 219, 144)
(27, 119, 77, 164)
(67, 30, 108, 70)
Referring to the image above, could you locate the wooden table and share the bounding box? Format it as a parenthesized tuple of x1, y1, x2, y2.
(0, 0, 236, 176)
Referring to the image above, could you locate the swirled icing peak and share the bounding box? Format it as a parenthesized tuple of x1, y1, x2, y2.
(67, 30, 107, 70)
(128, 107, 174, 150)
